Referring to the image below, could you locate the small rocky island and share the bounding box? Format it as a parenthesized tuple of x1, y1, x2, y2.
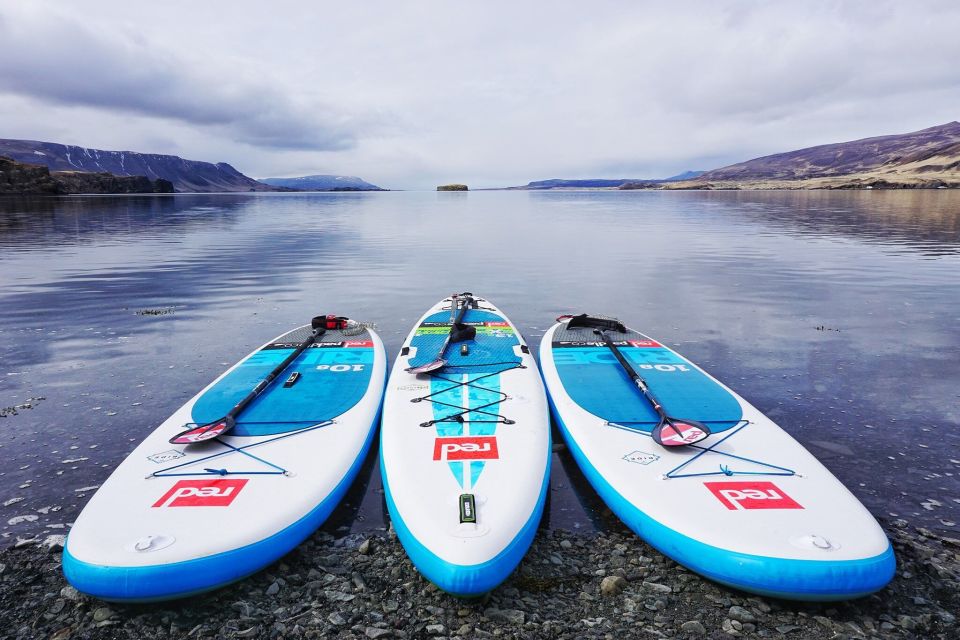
(437, 184, 468, 191)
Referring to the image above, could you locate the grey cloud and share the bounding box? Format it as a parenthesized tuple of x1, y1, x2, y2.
(0, 6, 355, 151)
(2, 1, 960, 188)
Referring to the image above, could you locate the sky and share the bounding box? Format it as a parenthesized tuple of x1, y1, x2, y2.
(1, 1, 959, 190)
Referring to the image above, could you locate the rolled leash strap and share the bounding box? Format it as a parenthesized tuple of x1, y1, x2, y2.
(312, 314, 349, 331)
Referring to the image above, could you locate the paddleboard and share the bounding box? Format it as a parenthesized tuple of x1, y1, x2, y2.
(381, 294, 550, 596)
(63, 321, 386, 601)
(540, 315, 895, 601)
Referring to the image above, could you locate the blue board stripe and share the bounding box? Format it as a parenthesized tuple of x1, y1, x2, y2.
(547, 391, 895, 600)
(62, 391, 385, 602)
(380, 435, 551, 597)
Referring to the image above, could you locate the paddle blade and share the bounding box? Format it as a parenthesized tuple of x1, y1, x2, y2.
(652, 417, 711, 448)
(169, 416, 236, 444)
(405, 358, 446, 375)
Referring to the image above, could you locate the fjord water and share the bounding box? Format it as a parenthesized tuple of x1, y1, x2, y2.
(1, 190, 958, 544)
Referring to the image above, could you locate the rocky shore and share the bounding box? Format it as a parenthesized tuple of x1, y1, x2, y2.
(1, 518, 957, 639)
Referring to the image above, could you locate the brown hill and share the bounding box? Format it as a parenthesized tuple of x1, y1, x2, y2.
(669, 122, 960, 189)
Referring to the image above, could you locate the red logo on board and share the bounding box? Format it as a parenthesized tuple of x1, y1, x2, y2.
(704, 481, 803, 511)
(433, 436, 499, 461)
(151, 479, 248, 508)
(628, 340, 662, 348)
(343, 340, 374, 347)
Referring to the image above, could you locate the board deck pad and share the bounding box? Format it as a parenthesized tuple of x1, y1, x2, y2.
(192, 326, 375, 436)
(552, 321, 741, 432)
(407, 309, 522, 372)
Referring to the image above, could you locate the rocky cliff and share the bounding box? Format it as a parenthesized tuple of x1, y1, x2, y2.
(0, 156, 173, 195)
(0, 139, 273, 193)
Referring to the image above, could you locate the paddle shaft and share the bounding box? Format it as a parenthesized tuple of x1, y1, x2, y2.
(225, 327, 325, 421)
(595, 330, 666, 417)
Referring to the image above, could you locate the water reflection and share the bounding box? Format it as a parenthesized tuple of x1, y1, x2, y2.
(1, 191, 958, 544)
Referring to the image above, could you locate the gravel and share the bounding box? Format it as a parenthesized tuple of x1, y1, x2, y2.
(1, 518, 957, 639)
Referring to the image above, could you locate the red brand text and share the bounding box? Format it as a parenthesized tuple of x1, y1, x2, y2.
(151, 479, 249, 508)
(704, 481, 803, 511)
(433, 436, 499, 461)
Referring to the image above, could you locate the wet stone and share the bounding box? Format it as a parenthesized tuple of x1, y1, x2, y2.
(92, 607, 114, 622)
(59, 585, 80, 601)
(484, 608, 526, 625)
(600, 575, 627, 596)
(680, 620, 706, 635)
(728, 605, 756, 624)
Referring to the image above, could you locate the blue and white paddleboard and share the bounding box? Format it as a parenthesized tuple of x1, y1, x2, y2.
(381, 294, 550, 596)
(540, 316, 895, 601)
(63, 322, 386, 601)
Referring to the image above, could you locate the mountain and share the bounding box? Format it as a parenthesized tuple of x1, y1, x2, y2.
(507, 171, 705, 190)
(1, 156, 173, 195)
(677, 122, 960, 189)
(0, 139, 274, 193)
(259, 175, 383, 191)
(663, 170, 705, 181)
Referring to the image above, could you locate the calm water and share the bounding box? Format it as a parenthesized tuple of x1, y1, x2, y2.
(1, 190, 959, 545)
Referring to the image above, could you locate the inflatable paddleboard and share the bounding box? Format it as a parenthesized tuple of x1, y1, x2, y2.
(540, 315, 895, 601)
(63, 320, 386, 601)
(381, 294, 550, 596)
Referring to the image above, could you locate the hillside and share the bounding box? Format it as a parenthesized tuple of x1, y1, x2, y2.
(0, 156, 173, 195)
(669, 122, 960, 189)
(505, 171, 705, 190)
(259, 174, 382, 191)
(0, 139, 273, 193)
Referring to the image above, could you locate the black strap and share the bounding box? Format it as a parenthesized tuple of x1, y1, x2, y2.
(565, 313, 627, 333)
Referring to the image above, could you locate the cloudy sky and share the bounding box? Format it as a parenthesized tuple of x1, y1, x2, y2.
(1, 1, 959, 189)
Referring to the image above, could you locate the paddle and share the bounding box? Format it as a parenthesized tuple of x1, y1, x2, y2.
(405, 293, 477, 374)
(168, 315, 340, 445)
(562, 314, 710, 448)
(591, 328, 710, 447)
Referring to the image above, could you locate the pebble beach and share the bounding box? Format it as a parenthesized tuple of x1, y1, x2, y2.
(1, 517, 957, 640)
